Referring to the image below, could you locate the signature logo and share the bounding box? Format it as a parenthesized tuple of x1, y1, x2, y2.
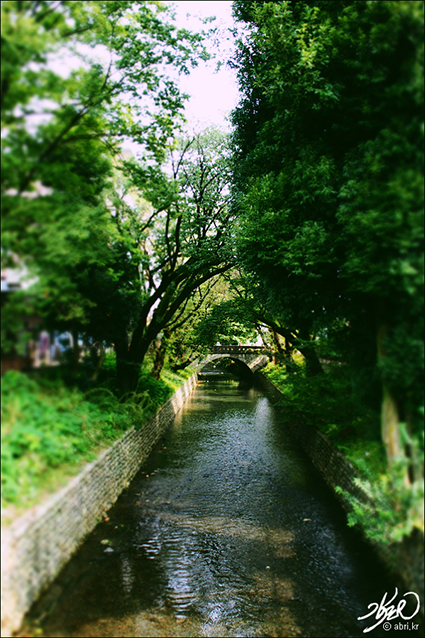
(358, 588, 421, 633)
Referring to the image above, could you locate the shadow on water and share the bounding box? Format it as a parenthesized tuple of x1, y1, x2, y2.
(21, 380, 420, 637)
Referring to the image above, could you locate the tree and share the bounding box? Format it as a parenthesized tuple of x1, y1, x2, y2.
(112, 128, 236, 392)
(1, 1, 212, 368)
(192, 271, 323, 373)
(150, 275, 225, 378)
(1, 1, 209, 185)
(230, 0, 424, 471)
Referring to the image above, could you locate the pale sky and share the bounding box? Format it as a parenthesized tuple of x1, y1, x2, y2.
(43, 2, 240, 151)
(170, 1, 240, 132)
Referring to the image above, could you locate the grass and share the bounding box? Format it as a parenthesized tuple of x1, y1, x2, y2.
(263, 359, 424, 545)
(1, 358, 194, 515)
(160, 365, 195, 392)
(262, 359, 386, 476)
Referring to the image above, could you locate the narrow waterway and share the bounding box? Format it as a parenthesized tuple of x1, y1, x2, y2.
(24, 379, 396, 637)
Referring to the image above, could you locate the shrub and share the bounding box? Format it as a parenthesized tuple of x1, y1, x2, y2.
(1, 361, 193, 510)
(336, 427, 424, 545)
(263, 362, 424, 546)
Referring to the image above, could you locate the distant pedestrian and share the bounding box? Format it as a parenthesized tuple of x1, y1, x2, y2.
(39, 331, 49, 361)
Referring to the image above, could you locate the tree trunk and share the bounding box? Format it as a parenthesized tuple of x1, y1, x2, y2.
(405, 410, 421, 483)
(376, 318, 405, 475)
(114, 332, 141, 395)
(284, 336, 294, 374)
(297, 328, 323, 377)
(115, 322, 159, 394)
(151, 329, 170, 380)
(72, 329, 80, 372)
(302, 347, 323, 377)
(260, 318, 322, 376)
(272, 329, 285, 365)
(90, 344, 106, 382)
(116, 358, 142, 395)
(380, 382, 404, 469)
(171, 341, 193, 373)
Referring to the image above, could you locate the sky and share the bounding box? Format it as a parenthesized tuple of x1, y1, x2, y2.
(42, 2, 240, 153)
(169, 1, 240, 132)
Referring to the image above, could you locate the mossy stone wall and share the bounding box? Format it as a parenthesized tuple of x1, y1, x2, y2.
(1, 372, 198, 637)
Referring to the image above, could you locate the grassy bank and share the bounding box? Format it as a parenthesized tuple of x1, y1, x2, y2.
(263, 361, 386, 475)
(262, 361, 424, 547)
(1, 358, 194, 514)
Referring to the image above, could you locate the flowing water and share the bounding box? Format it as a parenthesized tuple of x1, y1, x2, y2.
(23, 379, 398, 637)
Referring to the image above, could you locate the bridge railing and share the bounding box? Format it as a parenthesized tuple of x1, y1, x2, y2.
(209, 345, 265, 355)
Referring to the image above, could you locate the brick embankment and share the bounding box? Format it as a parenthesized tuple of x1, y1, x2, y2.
(1, 372, 198, 638)
(255, 371, 424, 607)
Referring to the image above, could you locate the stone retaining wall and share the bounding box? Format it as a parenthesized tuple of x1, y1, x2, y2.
(255, 372, 424, 605)
(1, 372, 198, 637)
(254, 372, 367, 509)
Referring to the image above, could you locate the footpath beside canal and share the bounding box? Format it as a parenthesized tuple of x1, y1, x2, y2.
(1, 373, 198, 638)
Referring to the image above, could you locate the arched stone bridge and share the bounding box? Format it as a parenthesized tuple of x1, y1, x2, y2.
(196, 345, 270, 375)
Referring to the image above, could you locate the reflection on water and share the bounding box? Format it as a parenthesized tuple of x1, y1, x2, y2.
(23, 379, 396, 637)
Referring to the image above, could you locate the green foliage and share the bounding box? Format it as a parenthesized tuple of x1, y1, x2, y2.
(1, 370, 123, 507)
(160, 365, 195, 392)
(159, 272, 258, 367)
(1, 0, 212, 360)
(113, 127, 237, 392)
(264, 361, 381, 443)
(133, 369, 172, 407)
(336, 429, 424, 546)
(193, 298, 258, 348)
(231, 0, 424, 459)
(98, 351, 116, 373)
(265, 361, 424, 546)
(135, 128, 235, 272)
(1, 364, 191, 509)
(1, 3, 237, 399)
(264, 359, 388, 486)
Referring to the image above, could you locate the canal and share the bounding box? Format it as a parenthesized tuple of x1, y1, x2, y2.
(24, 378, 396, 637)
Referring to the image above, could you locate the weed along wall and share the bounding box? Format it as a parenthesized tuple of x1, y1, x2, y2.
(254, 372, 424, 605)
(1, 372, 198, 638)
